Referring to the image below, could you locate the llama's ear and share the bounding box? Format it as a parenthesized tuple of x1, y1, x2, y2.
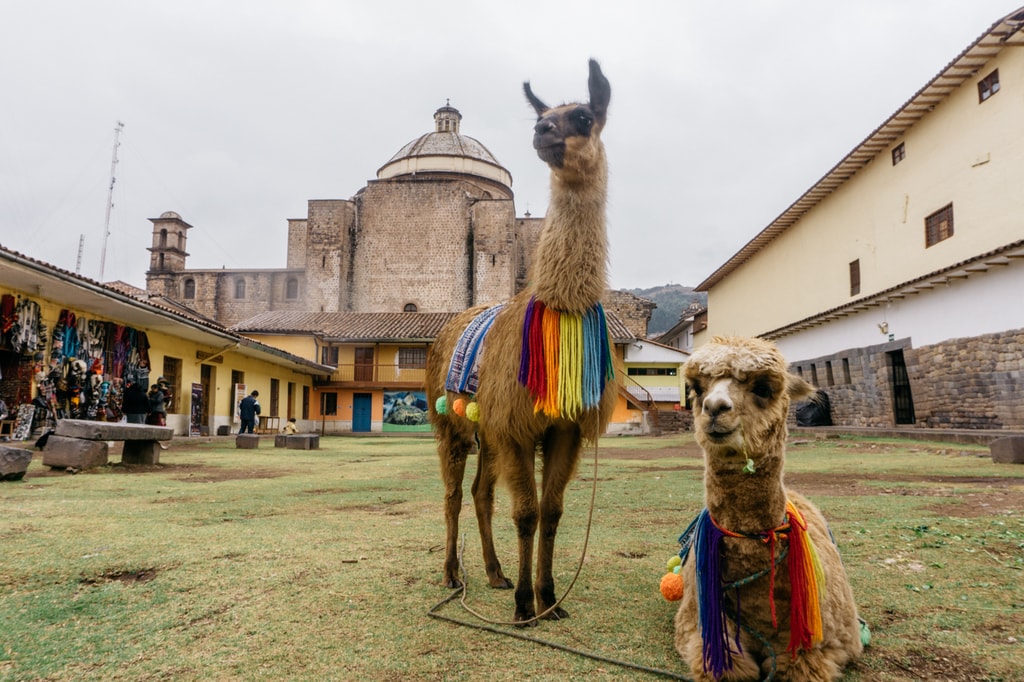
(523, 81, 548, 117)
(787, 373, 815, 402)
(587, 59, 610, 127)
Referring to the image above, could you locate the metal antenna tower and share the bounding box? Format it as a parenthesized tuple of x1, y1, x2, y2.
(99, 120, 125, 282)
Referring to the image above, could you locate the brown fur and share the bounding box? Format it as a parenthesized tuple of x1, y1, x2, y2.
(674, 336, 863, 680)
(426, 60, 614, 625)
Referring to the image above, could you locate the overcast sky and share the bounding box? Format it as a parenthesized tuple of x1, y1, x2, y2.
(2, 1, 1020, 292)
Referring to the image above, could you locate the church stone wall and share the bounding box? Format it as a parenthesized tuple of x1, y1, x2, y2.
(287, 219, 308, 269)
(305, 200, 355, 313)
(351, 179, 474, 313)
(470, 199, 517, 307)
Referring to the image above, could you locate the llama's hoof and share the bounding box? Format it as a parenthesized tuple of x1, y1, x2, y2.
(513, 607, 539, 627)
(540, 605, 569, 621)
(442, 577, 463, 589)
(488, 576, 514, 589)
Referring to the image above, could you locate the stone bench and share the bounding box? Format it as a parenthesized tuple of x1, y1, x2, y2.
(274, 433, 320, 450)
(42, 419, 174, 469)
(236, 433, 261, 449)
(0, 444, 33, 481)
(990, 436, 1024, 464)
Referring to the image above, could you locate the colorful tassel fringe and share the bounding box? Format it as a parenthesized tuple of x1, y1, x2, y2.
(517, 297, 613, 418)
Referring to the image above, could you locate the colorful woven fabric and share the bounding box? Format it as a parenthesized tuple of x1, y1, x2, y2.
(445, 304, 507, 394)
(517, 297, 613, 418)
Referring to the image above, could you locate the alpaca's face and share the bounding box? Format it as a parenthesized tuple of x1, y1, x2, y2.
(684, 337, 812, 462)
(523, 59, 611, 172)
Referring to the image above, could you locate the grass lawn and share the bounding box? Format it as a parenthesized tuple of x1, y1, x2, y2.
(0, 433, 1021, 681)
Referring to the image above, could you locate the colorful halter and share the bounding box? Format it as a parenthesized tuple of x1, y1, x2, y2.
(688, 501, 825, 679)
(517, 297, 614, 419)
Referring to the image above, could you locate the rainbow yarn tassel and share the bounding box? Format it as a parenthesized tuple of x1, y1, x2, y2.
(784, 500, 825, 655)
(517, 297, 613, 417)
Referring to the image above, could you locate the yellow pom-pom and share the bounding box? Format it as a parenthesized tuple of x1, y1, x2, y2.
(666, 555, 681, 572)
(452, 398, 466, 416)
(660, 572, 684, 601)
(465, 401, 480, 422)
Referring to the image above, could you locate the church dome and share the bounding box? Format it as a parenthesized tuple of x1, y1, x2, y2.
(377, 104, 513, 191)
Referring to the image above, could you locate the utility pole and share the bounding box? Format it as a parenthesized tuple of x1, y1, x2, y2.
(76, 234, 85, 273)
(99, 120, 125, 282)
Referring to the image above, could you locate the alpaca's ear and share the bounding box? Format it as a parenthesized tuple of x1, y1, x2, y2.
(787, 373, 815, 402)
(587, 59, 610, 127)
(523, 82, 548, 117)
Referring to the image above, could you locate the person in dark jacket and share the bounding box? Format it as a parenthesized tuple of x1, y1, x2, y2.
(146, 381, 169, 426)
(122, 381, 150, 424)
(238, 390, 261, 434)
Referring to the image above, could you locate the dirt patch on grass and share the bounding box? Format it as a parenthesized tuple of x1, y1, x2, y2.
(80, 568, 158, 586)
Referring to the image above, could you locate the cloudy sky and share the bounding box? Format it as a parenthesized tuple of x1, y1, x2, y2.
(2, 1, 1020, 292)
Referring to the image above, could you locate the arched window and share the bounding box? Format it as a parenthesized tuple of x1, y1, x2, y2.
(158, 253, 165, 270)
(177, 231, 185, 249)
(183, 278, 195, 299)
(159, 229, 167, 247)
(286, 277, 298, 299)
(235, 278, 246, 299)
(403, 303, 418, 313)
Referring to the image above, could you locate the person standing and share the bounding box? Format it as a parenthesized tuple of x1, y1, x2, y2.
(122, 381, 150, 424)
(238, 390, 261, 434)
(146, 382, 168, 426)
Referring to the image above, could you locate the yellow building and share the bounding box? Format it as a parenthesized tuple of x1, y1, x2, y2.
(695, 7, 1024, 430)
(0, 246, 332, 438)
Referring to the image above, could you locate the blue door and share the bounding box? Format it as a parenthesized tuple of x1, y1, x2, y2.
(353, 393, 372, 432)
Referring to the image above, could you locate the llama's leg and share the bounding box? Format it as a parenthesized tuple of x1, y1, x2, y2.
(471, 437, 513, 588)
(506, 443, 540, 625)
(436, 420, 473, 588)
(535, 424, 582, 620)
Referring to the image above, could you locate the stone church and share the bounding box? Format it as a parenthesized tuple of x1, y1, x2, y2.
(144, 104, 552, 327)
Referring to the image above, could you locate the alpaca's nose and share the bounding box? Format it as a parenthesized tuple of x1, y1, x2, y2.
(702, 383, 733, 419)
(535, 119, 556, 135)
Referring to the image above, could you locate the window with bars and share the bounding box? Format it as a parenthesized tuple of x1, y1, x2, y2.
(925, 204, 954, 247)
(398, 347, 426, 369)
(234, 278, 246, 299)
(891, 142, 905, 165)
(978, 69, 1000, 102)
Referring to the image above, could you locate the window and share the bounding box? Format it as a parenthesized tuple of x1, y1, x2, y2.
(978, 69, 1000, 102)
(825, 361, 834, 387)
(322, 392, 338, 416)
(286, 278, 298, 299)
(925, 203, 954, 247)
(891, 143, 905, 165)
(161, 357, 182, 414)
(321, 346, 339, 365)
(626, 367, 678, 376)
(183, 278, 196, 299)
(403, 303, 418, 312)
(809, 363, 819, 387)
(849, 259, 861, 296)
(842, 358, 851, 384)
(234, 278, 246, 299)
(398, 347, 426, 369)
(269, 378, 279, 417)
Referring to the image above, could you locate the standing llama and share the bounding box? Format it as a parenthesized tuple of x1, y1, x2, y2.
(426, 59, 615, 625)
(670, 336, 864, 681)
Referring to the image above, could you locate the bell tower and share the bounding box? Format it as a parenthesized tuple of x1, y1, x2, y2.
(146, 211, 191, 296)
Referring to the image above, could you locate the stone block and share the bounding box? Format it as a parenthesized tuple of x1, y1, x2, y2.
(236, 434, 260, 449)
(990, 436, 1024, 464)
(55, 419, 173, 442)
(0, 445, 33, 481)
(216, 425, 231, 436)
(285, 434, 320, 450)
(274, 434, 288, 448)
(42, 435, 108, 469)
(122, 441, 162, 465)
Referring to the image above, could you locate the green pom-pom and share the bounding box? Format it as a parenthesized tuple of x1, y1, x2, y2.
(435, 396, 448, 415)
(859, 619, 871, 647)
(666, 555, 681, 572)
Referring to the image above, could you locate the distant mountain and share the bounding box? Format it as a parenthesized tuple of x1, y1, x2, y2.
(627, 284, 707, 336)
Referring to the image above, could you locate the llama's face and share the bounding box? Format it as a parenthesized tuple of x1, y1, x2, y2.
(684, 337, 812, 462)
(523, 59, 610, 171)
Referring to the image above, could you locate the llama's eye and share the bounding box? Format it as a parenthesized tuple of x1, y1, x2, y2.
(689, 381, 703, 398)
(751, 377, 774, 400)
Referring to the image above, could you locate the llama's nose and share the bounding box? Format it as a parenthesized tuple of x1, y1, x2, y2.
(534, 119, 556, 135)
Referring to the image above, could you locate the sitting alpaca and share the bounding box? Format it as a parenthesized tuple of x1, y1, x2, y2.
(670, 336, 864, 681)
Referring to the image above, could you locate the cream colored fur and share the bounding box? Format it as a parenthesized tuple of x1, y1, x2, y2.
(674, 336, 863, 680)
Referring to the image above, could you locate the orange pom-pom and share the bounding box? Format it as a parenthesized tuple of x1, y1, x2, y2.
(660, 572, 684, 601)
(452, 398, 466, 416)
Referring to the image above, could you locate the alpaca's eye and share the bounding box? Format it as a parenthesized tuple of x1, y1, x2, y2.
(689, 381, 703, 398)
(751, 377, 774, 400)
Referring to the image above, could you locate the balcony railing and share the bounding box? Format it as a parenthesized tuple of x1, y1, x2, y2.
(314, 364, 427, 387)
